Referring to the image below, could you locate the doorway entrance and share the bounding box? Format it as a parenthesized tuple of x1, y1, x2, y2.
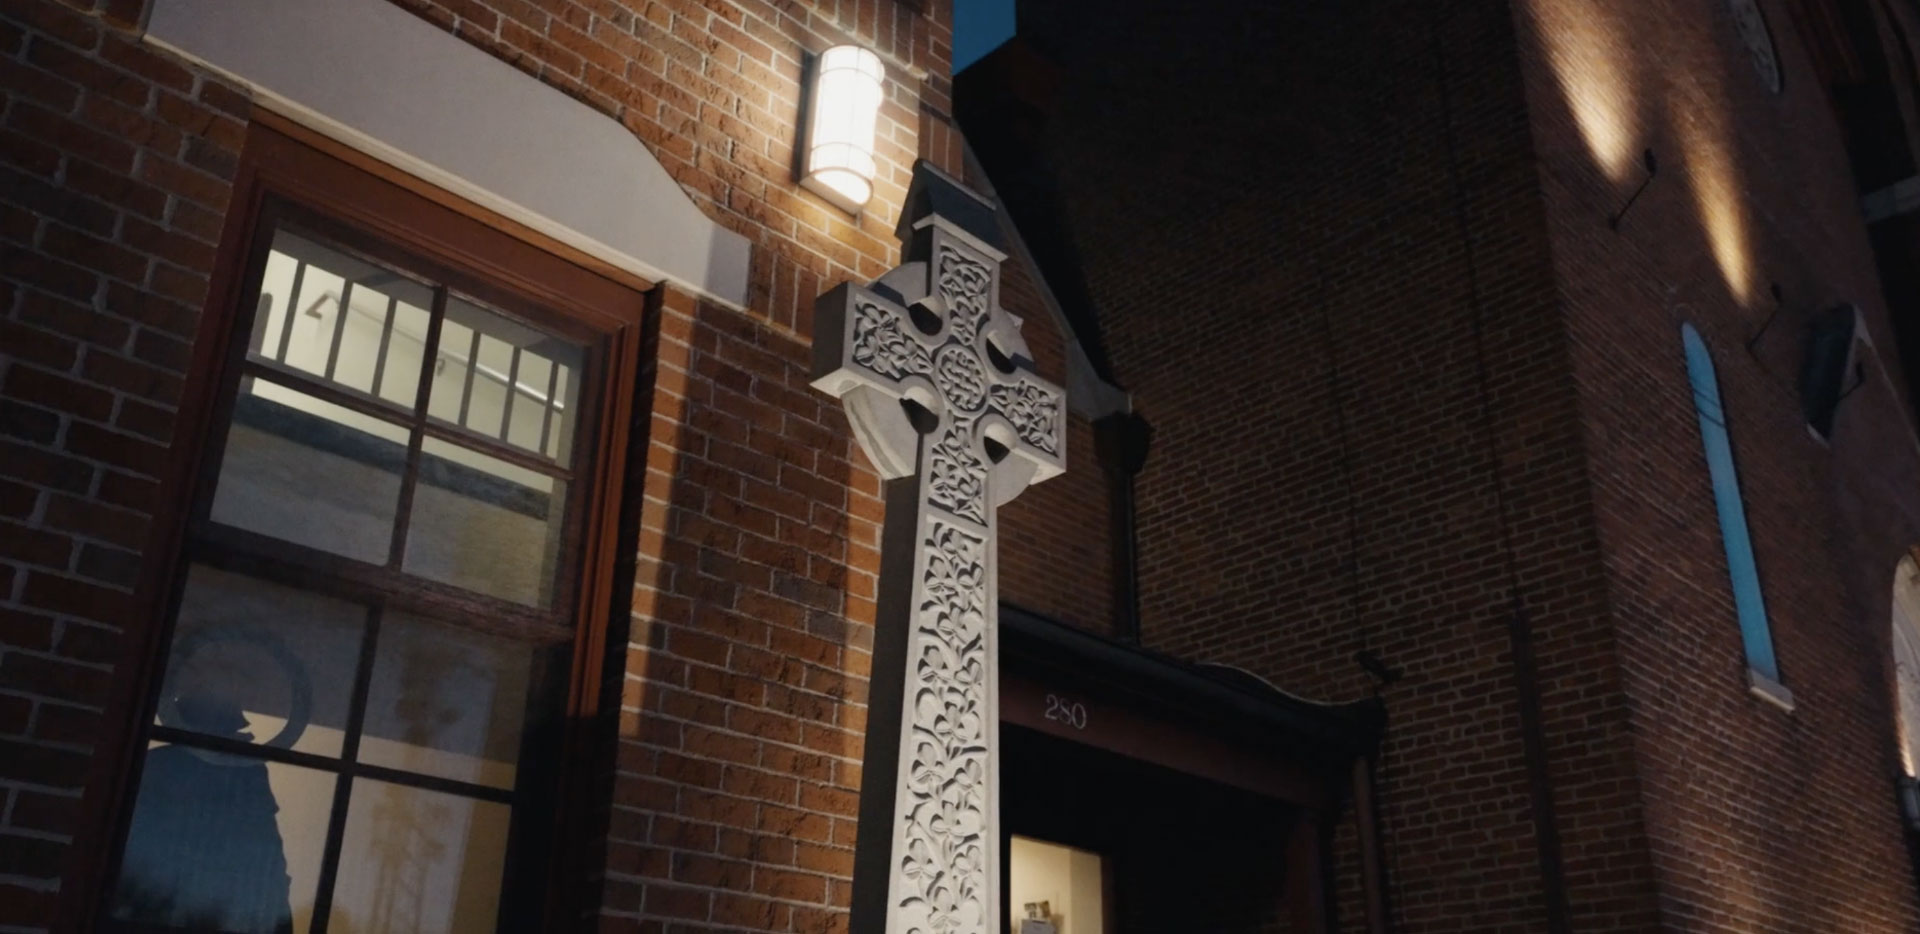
(997, 607, 1387, 934)
(1003, 723, 1304, 933)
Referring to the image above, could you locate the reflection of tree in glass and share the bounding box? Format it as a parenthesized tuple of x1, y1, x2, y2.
(362, 783, 450, 932)
(109, 694, 295, 933)
(393, 638, 473, 754)
(362, 640, 471, 931)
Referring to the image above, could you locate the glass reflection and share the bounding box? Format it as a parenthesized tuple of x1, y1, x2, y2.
(425, 295, 582, 465)
(328, 780, 511, 934)
(359, 612, 551, 789)
(247, 228, 435, 408)
(211, 380, 409, 564)
(403, 437, 565, 607)
(109, 756, 334, 933)
(156, 565, 367, 757)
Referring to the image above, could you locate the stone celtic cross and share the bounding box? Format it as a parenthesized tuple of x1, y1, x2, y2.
(812, 165, 1065, 934)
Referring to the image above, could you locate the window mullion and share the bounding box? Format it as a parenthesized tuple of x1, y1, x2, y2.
(322, 280, 355, 381)
(457, 326, 482, 430)
(388, 285, 449, 568)
(369, 293, 399, 400)
(306, 603, 387, 934)
(417, 420, 573, 481)
(499, 346, 523, 442)
(273, 258, 308, 363)
(237, 358, 409, 425)
(539, 360, 559, 457)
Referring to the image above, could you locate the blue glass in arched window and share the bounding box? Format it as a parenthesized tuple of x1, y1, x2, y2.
(1681, 324, 1779, 682)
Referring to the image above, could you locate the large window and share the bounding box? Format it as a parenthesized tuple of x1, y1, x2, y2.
(1681, 324, 1783, 693)
(101, 130, 640, 934)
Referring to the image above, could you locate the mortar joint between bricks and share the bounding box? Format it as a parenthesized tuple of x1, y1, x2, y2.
(0, 757, 90, 801)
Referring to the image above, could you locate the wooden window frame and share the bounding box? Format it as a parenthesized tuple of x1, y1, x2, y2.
(69, 121, 652, 932)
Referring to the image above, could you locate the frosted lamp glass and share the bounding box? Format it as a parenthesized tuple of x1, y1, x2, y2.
(803, 45, 884, 213)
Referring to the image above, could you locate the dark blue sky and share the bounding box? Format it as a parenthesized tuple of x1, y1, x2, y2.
(952, 0, 1014, 72)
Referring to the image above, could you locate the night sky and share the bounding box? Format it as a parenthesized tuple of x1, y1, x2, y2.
(952, 0, 1014, 72)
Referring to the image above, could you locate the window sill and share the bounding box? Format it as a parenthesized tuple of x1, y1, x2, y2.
(1747, 669, 1795, 713)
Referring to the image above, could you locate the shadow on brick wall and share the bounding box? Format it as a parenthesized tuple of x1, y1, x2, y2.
(583, 293, 874, 932)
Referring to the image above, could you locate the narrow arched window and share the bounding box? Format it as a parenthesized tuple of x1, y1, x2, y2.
(1891, 555, 1920, 778)
(1682, 324, 1781, 686)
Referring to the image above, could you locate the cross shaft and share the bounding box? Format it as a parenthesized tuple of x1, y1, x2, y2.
(813, 168, 1064, 934)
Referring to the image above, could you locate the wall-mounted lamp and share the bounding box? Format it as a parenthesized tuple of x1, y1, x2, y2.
(802, 45, 885, 214)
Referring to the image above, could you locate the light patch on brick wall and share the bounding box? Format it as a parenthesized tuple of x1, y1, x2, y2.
(1523, 0, 1644, 182)
(1674, 98, 1756, 305)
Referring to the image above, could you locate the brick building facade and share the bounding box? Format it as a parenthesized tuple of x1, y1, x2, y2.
(4, 0, 1920, 932)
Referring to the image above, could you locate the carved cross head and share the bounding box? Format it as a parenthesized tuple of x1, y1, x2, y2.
(812, 167, 1065, 520)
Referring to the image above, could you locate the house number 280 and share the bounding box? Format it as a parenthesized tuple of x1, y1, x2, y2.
(1044, 693, 1088, 730)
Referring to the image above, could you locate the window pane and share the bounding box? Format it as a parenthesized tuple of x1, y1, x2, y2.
(374, 297, 435, 408)
(359, 612, 559, 789)
(156, 564, 368, 758)
(467, 332, 513, 438)
(278, 262, 344, 380)
(403, 437, 565, 607)
(248, 227, 434, 408)
(246, 249, 298, 365)
(1701, 418, 1777, 678)
(506, 352, 552, 455)
(109, 754, 336, 934)
(1898, 606, 1920, 775)
(426, 295, 584, 465)
(426, 318, 476, 427)
(327, 780, 511, 934)
(1682, 324, 1778, 680)
(212, 379, 410, 563)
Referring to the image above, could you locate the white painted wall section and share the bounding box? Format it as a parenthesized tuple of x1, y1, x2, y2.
(146, 0, 753, 308)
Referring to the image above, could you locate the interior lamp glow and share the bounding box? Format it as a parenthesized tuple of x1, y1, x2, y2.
(803, 45, 885, 213)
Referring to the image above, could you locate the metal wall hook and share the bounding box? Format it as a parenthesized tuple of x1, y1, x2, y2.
(1746, 281, 1786, 353)
(1607, 148, 1659, 231)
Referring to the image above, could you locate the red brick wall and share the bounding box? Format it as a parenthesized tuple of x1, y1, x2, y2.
(997, 412, 1112, 634)
(994, 244, 1115, 635)
(0, 1, 249, 927)
(1031, 0, 1658, 929)
(396, 0, 959, 287)
(612, 285, 880, 931)
(0, 0, 959, 930)
(1515, 0, 1920, 928)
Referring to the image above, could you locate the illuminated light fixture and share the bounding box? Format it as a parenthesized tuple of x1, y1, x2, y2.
(802, 45, 885, 213)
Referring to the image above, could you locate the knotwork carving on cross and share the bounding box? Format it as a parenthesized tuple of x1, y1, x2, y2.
(812, 166, 1064, 934)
